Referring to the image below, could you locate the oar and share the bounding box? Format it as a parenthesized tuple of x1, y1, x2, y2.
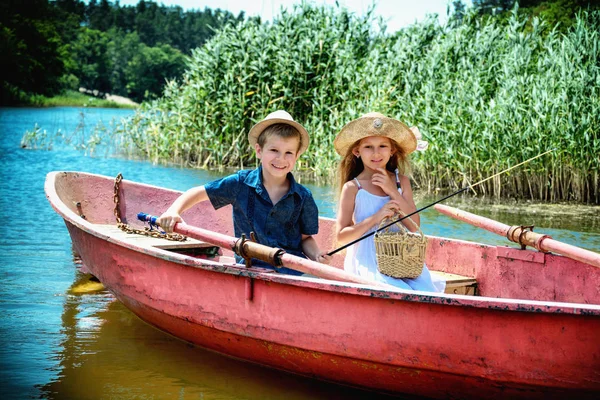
(137, 213, 397, 290)
(327, 149, 555, 256)
(435, 204, 600, 268)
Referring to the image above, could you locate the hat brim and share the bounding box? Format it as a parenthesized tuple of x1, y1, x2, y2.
(333, 116, 417, 156)
(248, 118, 309, 155)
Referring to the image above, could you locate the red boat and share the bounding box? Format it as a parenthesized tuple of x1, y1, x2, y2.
(45, 171, 600, 399)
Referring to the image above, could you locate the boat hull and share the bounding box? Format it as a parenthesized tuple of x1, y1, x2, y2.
(65, 223, 600, 399)
(48, 171, 600, 399)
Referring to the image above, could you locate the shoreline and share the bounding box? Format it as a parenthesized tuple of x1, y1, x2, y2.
(4, 90, 140, 109)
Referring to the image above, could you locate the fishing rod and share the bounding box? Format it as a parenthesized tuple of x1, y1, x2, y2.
(327, 148, 555, 256)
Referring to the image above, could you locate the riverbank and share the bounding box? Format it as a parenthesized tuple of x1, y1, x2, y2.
(13, 90, 138, 109)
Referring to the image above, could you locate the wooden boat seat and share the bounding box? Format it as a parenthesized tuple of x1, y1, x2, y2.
(431, 271, 478, 296)
(95, 224, 214, 250)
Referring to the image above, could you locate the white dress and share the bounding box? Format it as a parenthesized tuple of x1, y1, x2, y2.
(343, 179, 445, 292)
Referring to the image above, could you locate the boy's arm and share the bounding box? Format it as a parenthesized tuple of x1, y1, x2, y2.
(297, 190, 330, 264)
(158, 186, 208, 232)
(301, 234, 331, 264)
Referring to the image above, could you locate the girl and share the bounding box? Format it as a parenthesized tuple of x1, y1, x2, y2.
(334, 112, 445, 292)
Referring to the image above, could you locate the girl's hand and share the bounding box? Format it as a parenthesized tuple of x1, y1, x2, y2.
(371, 168, 397, 196)
(157, 212, 184, 233)
(316, 252, 332, 265)
(375, 200, 401, 224)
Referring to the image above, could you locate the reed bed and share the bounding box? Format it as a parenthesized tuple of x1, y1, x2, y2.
(117, 5, 599, 204)
(21, 112, 126, 156)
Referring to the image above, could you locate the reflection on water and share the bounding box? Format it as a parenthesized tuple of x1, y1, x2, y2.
(38, 267, 398, 400)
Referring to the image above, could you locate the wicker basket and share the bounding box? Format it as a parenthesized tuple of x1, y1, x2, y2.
(374, 212, 427, 279)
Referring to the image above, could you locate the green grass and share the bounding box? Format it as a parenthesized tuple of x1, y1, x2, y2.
(25, 90, 138, 109)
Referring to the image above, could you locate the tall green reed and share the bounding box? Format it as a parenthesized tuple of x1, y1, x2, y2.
(117, 4, 599, 203)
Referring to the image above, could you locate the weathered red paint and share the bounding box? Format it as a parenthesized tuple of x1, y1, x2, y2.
(45, 171, 600, 399)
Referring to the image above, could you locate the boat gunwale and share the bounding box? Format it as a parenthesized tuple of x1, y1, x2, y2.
(45, 171, 600, 316)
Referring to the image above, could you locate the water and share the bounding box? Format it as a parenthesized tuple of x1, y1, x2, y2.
(0, 107, 598, 399)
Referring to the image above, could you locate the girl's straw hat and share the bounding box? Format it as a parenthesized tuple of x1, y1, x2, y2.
(333, 112, 418, 156)
(248, 110, 310, 155)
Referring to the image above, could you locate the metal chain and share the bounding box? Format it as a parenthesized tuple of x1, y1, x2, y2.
(114, 173, 187, 241)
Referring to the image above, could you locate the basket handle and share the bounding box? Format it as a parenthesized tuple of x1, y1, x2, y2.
(377, 210, 422, 235)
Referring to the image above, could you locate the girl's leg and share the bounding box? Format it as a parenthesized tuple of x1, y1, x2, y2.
(375, 272, 413, 289)
(403, 265, 445, 293)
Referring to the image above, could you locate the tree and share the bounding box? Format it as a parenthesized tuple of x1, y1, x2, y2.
(69, 28, 111, 93)
(87, 0, 115, 32)
(518, 1, 600, 31)
(0, 0, 70, 103)
(106, 30, 143, 96)
(473, 0, 516, 14)
(124, 43, 186, 102)
(448, 0, 468, 25)
(2, 0, 245, 105)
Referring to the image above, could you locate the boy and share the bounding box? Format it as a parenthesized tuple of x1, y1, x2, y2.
(158, 110, 330, 274)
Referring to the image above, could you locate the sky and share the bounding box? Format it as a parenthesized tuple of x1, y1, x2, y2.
(111, 0, 472, 32)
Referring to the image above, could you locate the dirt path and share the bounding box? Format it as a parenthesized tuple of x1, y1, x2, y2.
(104, 94, 139, 107)
(79, 87, 139, 107)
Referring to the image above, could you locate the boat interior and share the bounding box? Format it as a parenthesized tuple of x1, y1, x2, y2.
(94, 224, 478, 296)
(50, 172, 599, 306)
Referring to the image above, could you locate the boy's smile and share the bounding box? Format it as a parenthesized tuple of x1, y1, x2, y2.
(255, 136, 301, 178)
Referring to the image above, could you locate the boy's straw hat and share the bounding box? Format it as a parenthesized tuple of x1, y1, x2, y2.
(248, 110, 310, 155)
(333, 112, 418, 156)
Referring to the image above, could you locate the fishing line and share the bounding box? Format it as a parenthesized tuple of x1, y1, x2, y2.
(327, 148, 555, 256)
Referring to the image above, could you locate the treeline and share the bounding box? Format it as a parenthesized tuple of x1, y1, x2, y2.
(473, 0, 598, 29)
(117, 2, 599, 203)
(1, 0, 243, 105)
(1, 0, 596, 106)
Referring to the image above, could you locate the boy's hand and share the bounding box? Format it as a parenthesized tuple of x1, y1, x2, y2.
(372, 168, 396, 196)
(157, 212, 184, 233)
(316, 252, 332, 265)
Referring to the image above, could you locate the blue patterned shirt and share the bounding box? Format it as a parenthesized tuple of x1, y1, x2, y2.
(204, 166, 319, 275)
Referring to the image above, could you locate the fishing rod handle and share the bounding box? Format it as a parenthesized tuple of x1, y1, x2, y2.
(137, 212, 159, 225)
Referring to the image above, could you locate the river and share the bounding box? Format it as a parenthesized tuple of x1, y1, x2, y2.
(0, 107, 598, 399)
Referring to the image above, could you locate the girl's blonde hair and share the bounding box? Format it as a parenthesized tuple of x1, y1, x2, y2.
(337, 137, 411, 194)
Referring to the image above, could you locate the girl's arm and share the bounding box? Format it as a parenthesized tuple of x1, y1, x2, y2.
(335, 181, 400, 246)
(372, 168, 419, 229)
(391, 175, 419, 228)
(301, 235, 331, 264)
(158, 186, 209, 232)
